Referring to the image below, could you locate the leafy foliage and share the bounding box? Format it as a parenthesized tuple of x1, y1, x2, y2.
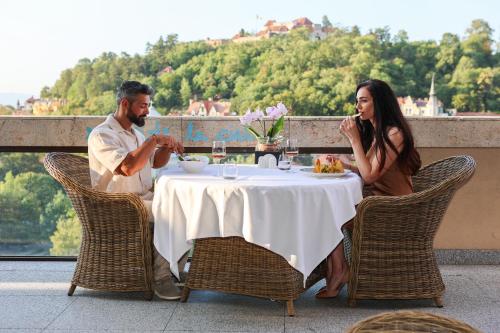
(43, 20, 498, 114)
(0, 105, 15, 115)
(0, 171, 65, 242)
(49, 209, 81, 256)
(0, 153, 46, 180)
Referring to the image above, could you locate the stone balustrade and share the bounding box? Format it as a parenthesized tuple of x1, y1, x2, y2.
(1, 115, 499, 251)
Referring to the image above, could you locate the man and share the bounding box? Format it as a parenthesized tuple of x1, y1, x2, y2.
(88, 80, 185, 300)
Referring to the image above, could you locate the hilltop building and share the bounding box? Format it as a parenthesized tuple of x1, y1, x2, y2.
(399, 75, 448, 117)
(14, 96, 67, 115)
(157, 66, 174, 76)
(231, 17, 329, 43)
(205, 38, 230, 47)
(186, 99, 231, 116)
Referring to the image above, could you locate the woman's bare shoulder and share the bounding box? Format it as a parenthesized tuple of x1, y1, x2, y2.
(387, 126, 402, 137)
(386, 127, 404, 148)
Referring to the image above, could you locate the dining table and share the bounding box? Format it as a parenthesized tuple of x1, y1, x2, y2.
(152, 163, 363, 285)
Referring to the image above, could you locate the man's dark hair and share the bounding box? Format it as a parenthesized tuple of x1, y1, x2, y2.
(116, 81, 154, 105)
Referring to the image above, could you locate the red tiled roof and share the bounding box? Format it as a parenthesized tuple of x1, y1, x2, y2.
(186, 100, 231, 116)
(293, 17, 313, 26)
(264, 20, 276, 27)
(269, 25, 288, 32)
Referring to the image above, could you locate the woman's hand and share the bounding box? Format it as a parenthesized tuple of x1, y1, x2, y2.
(330, 154, 357, 172)
(339, 116, 361, 144)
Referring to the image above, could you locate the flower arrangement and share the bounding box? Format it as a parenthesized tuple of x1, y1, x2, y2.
(239, 102, 288, 144)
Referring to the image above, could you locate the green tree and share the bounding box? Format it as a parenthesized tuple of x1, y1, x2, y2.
(0, 153, 46, 182)
(40, 86, 51, 98)
(180, 78, 192, 107)
(0, 172, 62, 242)
(322, 15, 333, 29)
(44, 19, 499, 115)
(49, 209, 81, 256)
(40, 190, 72, 235)
(462, 19, 494, 67)
(0, 105, 14, 115)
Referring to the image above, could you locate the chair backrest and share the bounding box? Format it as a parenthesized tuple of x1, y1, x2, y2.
(346, 310, 481, 333)
(43, 152, 148, 231)
(412, 155, 476, 193)
(357, 155, 476, 247)
(44, 152, 92, 192)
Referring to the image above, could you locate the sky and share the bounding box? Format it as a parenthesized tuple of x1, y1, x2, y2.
(0, 0, 499, 106)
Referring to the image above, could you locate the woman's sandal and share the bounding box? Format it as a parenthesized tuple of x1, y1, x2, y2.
(315, 282, 346, 299)
(315, 269, 349, 299)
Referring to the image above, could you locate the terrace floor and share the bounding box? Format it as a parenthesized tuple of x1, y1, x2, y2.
(0, 261, 498, 333)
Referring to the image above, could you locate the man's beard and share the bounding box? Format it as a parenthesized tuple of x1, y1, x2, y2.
(127, 106, 146, 127)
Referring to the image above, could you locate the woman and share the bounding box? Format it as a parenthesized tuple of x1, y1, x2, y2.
(316, 79, 421, 298)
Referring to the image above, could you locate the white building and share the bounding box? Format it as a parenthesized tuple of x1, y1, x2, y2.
(399, 74, 447, 117)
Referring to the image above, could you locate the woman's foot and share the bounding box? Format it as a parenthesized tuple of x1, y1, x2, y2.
(315, 281, 346, 299)
(315, 267, 349, 299)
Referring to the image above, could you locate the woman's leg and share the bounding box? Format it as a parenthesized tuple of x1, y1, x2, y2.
(316, 242, 349, 298)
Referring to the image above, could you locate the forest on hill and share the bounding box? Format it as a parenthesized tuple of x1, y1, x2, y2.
(0, 19, 498, 256)
(39, 19, 499, 115)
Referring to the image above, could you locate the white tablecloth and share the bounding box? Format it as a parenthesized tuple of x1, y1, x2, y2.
(152, 164, 363, 284)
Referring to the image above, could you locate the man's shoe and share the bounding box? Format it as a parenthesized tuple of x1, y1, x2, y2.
(154, 281, 182, 301)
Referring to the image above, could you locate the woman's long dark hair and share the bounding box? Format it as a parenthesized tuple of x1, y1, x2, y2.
(355, 79, 421, 175)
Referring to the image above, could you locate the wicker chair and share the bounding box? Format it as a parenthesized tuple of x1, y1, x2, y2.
(345, 310, 481, 333)
(348, 155, 476, 307)
(181, 236, 327, 316)
(44, 152, 153, 299)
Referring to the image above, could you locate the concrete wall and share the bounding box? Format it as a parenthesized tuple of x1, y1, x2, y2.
(1, 116, 499, 249)
(1, 116, 499, 148)
(420, 148, 500, 249)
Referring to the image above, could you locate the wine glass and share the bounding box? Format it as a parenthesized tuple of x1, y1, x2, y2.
(285, 138, 299, 167)
(212, 141, 226, 176)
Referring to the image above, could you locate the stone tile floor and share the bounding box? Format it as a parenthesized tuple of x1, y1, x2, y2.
(0, 262, 498, 332)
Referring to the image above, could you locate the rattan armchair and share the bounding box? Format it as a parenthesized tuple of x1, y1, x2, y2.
(181, 236, 327, 316)
(348, 155, 476, 307)
(44, 152, 153, 299)
(346, 310, 480, 333)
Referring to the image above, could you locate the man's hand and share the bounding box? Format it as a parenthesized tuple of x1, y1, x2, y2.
(156, 135, 184, 154)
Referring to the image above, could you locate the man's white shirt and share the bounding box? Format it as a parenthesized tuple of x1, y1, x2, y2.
(88, 114, 154, 201)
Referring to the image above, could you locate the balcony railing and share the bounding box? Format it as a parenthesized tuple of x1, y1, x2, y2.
(1, 115, 499, 254)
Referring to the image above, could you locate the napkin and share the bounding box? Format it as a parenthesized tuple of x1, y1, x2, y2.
(257, 154, 277, 168)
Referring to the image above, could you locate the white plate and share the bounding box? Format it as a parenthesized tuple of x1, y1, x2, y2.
(299, 167, 351, 178)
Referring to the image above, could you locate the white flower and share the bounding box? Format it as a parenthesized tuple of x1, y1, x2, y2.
(266, 106, 281, 120)
(276, 102, 288, 116)
(254, 107, 264, 120)
(239, 109, 254, 126)
(239, 103, 288, 139)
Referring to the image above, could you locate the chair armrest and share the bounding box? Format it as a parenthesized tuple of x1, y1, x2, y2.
(64, 185, 150, 231)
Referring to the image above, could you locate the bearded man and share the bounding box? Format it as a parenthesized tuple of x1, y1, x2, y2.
(88, 80, 186, 300)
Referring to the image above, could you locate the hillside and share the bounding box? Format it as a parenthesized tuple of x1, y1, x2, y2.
(44, 20, 499, 115)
